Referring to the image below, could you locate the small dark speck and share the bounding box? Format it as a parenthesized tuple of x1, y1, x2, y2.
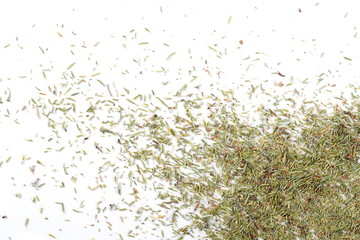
(277, 71, 286, 77)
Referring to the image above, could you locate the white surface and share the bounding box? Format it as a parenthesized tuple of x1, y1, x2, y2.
(1, 0, 360, 239)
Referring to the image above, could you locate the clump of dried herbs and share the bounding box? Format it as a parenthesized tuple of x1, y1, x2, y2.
(129, 91, 360, 240)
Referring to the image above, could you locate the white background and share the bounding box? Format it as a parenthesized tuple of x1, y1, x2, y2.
(0, 0, 359, 239)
